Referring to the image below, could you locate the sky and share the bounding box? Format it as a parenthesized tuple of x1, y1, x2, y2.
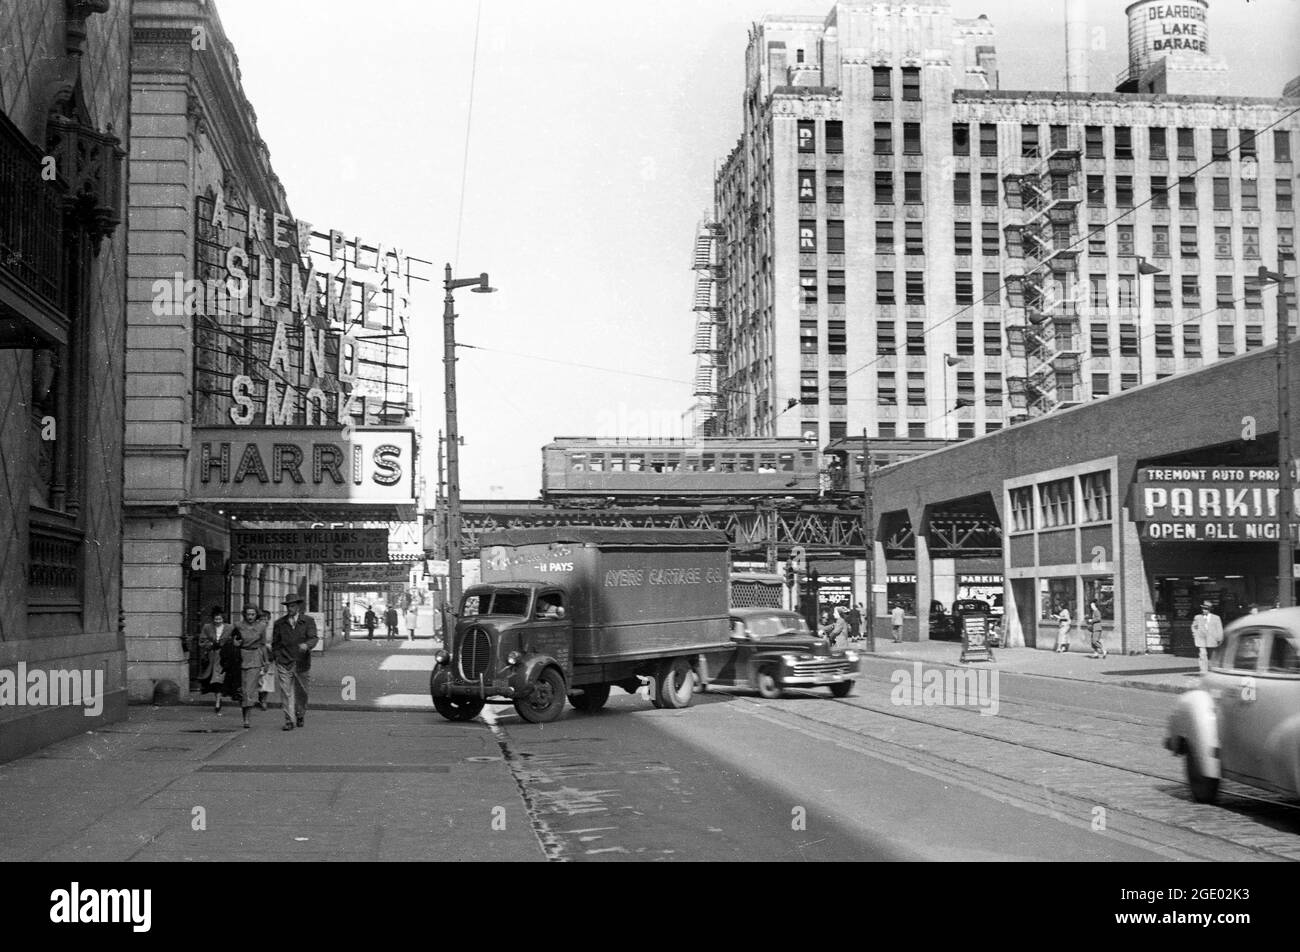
(215, 0, 1300, 501)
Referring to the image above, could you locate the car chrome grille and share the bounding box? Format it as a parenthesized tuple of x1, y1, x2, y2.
(458, 627, 492, 680)
(793, 660, 852, 676)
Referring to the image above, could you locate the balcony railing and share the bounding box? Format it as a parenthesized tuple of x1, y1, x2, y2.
(0, 110, 67, 325)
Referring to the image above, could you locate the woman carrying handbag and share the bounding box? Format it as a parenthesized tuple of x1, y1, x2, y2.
(232, 604, 268, 729)
(197, 606, 237, 713)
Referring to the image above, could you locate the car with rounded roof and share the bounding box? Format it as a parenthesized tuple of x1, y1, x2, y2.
(706, 607, 859, 698)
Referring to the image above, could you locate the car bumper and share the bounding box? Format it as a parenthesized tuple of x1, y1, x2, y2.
(782, 668, 856, 687)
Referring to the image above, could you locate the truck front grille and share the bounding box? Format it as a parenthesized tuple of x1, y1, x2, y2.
(458, 627, 492, 680)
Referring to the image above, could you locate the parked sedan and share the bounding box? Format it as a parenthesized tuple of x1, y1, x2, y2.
(1165, 607, 1300, 803)
(705, 608, 859, 698)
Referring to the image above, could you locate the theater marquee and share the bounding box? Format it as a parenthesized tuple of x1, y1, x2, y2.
(1131, 466, 1300, 542)
(191, 426, 415, 505)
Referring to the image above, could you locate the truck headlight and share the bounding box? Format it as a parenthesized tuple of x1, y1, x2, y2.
(781, 654, 799, 666)
(844, 650, 859, 663)
(506, 651, 521, 666)
(434, 649, 450, 666)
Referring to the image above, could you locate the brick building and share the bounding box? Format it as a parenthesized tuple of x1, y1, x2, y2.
(0, 0, 130, 760)
(693, 0, 1299, 442)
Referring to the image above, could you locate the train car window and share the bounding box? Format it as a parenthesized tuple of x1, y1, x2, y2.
(800, 451, 815, 469)
(720, 453, 737, 473)
(587, 453, 604, 472)
(779, 453, 795, 472)
(759, 454, 777, 473)
(738, 454, 755, 473)
(570, 453, 587, 471)
(703, 454, 717, 472)
(855, 454, 865, 473)
(662, 454, 680, 473)
(683, 455, 701, 472)
(627, 454, 644, 472)
(609, 454, 625, 473)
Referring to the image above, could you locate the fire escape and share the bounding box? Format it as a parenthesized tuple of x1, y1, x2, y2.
(691, 220, 727, 436)
(1001, 135, 1084, 423)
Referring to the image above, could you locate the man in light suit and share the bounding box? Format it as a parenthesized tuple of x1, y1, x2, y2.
(1191, 600, 1224, 675)
(272, 595, 318, 731)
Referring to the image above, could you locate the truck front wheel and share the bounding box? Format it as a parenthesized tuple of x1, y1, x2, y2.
(434, 698, 485, 722)
(569, 683, 611, 712)
(755, 667, 782, 699)
(656, 657, 696, 709)
(514, 667, 567, 723)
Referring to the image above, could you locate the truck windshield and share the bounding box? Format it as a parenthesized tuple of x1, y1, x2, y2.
(462, 590, 530, 617)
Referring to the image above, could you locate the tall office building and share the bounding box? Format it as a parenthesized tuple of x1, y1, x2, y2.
(694, 0, 1299, 442)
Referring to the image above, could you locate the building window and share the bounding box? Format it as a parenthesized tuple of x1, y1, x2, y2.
(1115, 176, 1134, 207)
(956, 370, 975, 403)
(1092, 373, 1110, 397)
(955, 272, 974, 305)
(1119, 324, 1138, 356)
(876, 219, 895, 251)
(984, 322, 1002, 355)
(1114, 126, 1133, 160)
(1178, 177, 1197, 208)
(800, 270, 818, 303)
(901, 67, 920, 101)
(1243, 227, 1260, 259)
(1155, 324, 1174, 358)
(801, 374, 820, 404)
(1081, 472, 1112, 523)
(879, 421, 897, 438)
(1181, 275, 1201, 306)
(1212, 177, 1230, 210)
(1214, 226, 1232, 258)
(826, 169, 844, 204)
(1089, 275, 1107, 311)
(873, 67, 892, 100)
(982, 272, 1000, 305)
(1279, 179, 1294, 211)
(1086, 174, 1105, 206)
(874, 122, 893, 154)
(1117, 224, 1134, 257)
(980, 173, 998, 206)
(1239, 129, 1257, 158)
(829, 371, 847, 405)
(956, 420, 975, 440)
(981, 223, 1000, 257)
(1211, 128, 1230, 160)
(1120, 373, 1139, 391)
(1020, 123, 1039, 157)
(798, 120, 816, 153)
(1218, 325, 1235, 357)
(953, 123, 970, 156)
(907, 372, 926, 405)
(1006, 228, 1024, 258)
(877, 272, 896, 305)
(1280, 228, 1295, 260)
(906, 321, 925, 355)
(1152, 225, 1170, 257)
(1088, 230, 1106, 257)
(905, 273, 925, 306)
(904, 172, 923, 204)
(1245, 282, 1262, 310)
(825, 121, 843, 153)
(827, 270, 846, 304)
(828, 319, 846, 355)
(1085, 125, 1104, 159)
(1246, 325, 1264, 351)
(984, 372, 1002, 405)
(1275, 129, 1292, 163)
(1180, 225, 1198, 257)
(1151, 175, 1168, 209)
(826, 219, 845, 253)
(798, 169, 816, 202)
(904, 221, 924, 256)
(1010, 487, 1035, 532)
(799, 220, 817, 252)
(1183, 324, 1201, 357)
(954, 221, 972, 256)
(875, 171, 894, 205)
(908, 422, 927, 438)
(1150, 127, 1167, 160)
(877, 319, 896, 353)
(1039, 478, 1074, 528)
(800, 319, 818, 353)
(1117, 274, 1136, 311)
(903, 122, 922, 155)
(1090, 322, 1109, 352)
(1216, 275, 1234, 308)
(954, 172, 971, 205)
(1177, 127, 1195, 161)
(979, 123, 997, 157)
(1241, 179, 1258, 210)
(956, 321, 975, 355)
(877, 372, 897, 405)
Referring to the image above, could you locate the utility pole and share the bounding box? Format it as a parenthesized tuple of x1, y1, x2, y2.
(862, 429, 875, 651)
(1271, 266, 1295, 606)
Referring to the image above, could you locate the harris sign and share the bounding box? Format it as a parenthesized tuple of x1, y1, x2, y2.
(1131, 466, 1300, 541)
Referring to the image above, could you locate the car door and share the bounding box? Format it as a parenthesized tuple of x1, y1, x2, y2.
(1214, 628, 1267, 783)
(1245, 628, 1300, 791)
(712, 618, 746, 686)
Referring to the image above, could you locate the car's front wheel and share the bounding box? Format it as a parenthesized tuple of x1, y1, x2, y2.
(755, 667, 782, 699)
(1185, 748, 1220, 804)
(829, 680, 854, 698)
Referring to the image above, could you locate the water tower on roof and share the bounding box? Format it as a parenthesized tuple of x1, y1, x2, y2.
(1116, 0, 1227, 96)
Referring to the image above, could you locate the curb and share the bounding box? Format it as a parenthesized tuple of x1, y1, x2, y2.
(859, 650, 1193, 696)
(131, 696, 438, 714)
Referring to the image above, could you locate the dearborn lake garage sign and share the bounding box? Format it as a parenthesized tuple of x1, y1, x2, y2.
(1132, 467, 1300, 541)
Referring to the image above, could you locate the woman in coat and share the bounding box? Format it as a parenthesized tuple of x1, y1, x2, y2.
(1054, 602, 1072, 653)
(197, 606, 236, 713)
(825, 607, 850, 650)
(232, 604, 268, 729)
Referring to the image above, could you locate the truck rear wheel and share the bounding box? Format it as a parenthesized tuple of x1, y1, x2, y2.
(514, 667, 567, 723)
(434, 698, 485, 722)
(569, 683, 610, 712)
(656, 657, 695, 709)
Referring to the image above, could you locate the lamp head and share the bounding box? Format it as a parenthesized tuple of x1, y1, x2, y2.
(1137, 256, 1164, 276)
(945, 355, 963, 366)
(470, 273, 496, 293)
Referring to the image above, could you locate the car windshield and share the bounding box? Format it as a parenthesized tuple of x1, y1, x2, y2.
(461, 590, 530, 617)
(742, 614, 811, 638)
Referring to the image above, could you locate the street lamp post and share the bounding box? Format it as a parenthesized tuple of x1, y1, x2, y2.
(1250, 265, 1295, 606)
(442, 264, 496, 642)
(942, 354, 962, 439)
(1136, 256, 1164, 386)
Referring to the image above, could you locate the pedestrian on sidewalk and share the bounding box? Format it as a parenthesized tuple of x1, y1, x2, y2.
(364, 606, 378, 641)
(256, 608, 274, 709)
(272, 595, 318, 731)
(197, 606, 236, 714)
(405, 604, 418, 642)
(1086, 601, 1106, 659)
(846, 602, 862, 643)
(1191, 600, 1224, 674)
(232, 604, 267, 729)
(891, 602, 905, 643)
(384, 606, 399, 641)
(1054, 602, 1071, 653)
(825, 607, 850, 650)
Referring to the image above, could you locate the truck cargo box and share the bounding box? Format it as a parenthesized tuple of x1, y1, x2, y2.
(478, 528, 731, 664)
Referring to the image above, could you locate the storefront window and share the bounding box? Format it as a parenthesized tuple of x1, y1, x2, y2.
(1040, 577, 1076, 619)
(1083, 576, 1114, 620)
(887, 575, 917, 615)
(1080, 472, 1111, 523)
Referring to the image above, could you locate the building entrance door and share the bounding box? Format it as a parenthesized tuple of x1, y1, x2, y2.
(1012, 579, 1037, 648)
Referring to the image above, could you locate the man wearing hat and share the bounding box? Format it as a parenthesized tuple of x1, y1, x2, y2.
(272, 594, 318, 730)
(1190, 599, 1224, 675)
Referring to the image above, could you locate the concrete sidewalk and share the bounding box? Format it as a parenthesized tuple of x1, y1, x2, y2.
(0, 702, 542, 862)
(860, 638, 1201, 694)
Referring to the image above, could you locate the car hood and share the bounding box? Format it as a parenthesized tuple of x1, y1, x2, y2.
(752, 635, 836, 654)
